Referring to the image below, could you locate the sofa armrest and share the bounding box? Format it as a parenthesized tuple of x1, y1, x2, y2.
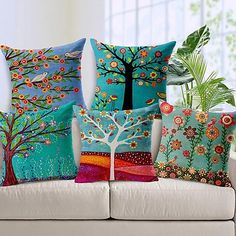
(229, 147, 236, 225)
(229, 147, 236, 190)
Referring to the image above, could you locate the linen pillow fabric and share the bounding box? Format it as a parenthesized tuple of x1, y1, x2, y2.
(0, 39, 86, 113)
(155, 100, 235, 187)
(73, 104, 159, 182)
(0, 102, 77, 187)
(90, 38, 176, 111)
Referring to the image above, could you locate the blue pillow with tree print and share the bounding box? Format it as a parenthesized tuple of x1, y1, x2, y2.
(1, 39, 86, 113)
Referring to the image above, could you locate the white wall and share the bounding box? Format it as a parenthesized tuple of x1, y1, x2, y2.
(0, 0, 105, 111)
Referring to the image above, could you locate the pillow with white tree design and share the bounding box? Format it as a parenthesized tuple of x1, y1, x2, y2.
(73, 104, 159, 182)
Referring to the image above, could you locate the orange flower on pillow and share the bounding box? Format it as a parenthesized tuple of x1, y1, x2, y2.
(160, 101, 174, 115)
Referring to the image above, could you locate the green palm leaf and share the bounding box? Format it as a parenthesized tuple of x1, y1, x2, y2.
(177, 25, 210, 56)
(180, 53, 235, 111)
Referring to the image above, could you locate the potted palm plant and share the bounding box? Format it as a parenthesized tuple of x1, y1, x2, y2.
(167, 25, 236, 151)
(167, 25, 235, 111)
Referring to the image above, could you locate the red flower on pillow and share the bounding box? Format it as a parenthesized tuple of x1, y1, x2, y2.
(160, 101, 174, 115)
(74, 87, 80, 93)
(21, 59, 27, 65)
(155, 51, 162, 57)
(173, 116, 184, 126)
(162, 126, 168, 137)
(219, 114, 235, 128)
(106, 78, 113, 85)
(183, 150, 190, 158)
(214, 145, 224, 154)
(164, 55, 171, 62)
(182, 108, 192, 116)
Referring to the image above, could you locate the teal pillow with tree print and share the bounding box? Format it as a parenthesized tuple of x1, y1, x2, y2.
(155, 100, 235, 187)
(0, 102, 77, 187)
(0, 39, 86, 113)
(90, 39, 176, 111)
(73, 104, 159, 182)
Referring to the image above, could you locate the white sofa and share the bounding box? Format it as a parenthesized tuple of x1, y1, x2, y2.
(0, 49, 235, 235)
(0, 118, 235, 236)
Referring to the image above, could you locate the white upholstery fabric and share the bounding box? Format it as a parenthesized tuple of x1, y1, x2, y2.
(72, 117, 81, 166)
(229, 149, 236, 230)
(151, 119, 162, 162)
(0, 142, 3, 175)
(0, 50, 11, 113)
(110, 178, 235, 220)
(229, 149, 236, 190)
(0, 180, 109, 219)
(0, 220, 234, 236)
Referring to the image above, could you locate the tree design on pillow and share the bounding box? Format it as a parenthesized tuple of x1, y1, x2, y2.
(77, 108, 156, 181)
(93, 40, 171, 110)
(1, 44, 82, 113)
(0, 107, 70, 186)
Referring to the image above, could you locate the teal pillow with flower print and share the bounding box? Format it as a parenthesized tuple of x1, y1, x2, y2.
(0, 102, 77, 187)
(155, 100, 235, 187)
(90, 39, 176, 111)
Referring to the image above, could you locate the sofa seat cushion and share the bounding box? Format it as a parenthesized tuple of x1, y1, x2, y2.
(110, 178, 235, 220)
(0, 180, 109, 219)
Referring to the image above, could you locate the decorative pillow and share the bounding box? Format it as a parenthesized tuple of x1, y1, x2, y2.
(155, 100, 235, 187)
(0, 102, 77, 187)
(73, 104, 159, 182)
(90, 38, 176, 111)
(0, 39, 86, 113)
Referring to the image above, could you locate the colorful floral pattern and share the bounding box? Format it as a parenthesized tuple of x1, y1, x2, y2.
(0, 102, 77, 187)
(155, 100, 235, 187)
(0, 39, 86, 113)
(73, 104, 159, 182)
(90, 39, 176, 111)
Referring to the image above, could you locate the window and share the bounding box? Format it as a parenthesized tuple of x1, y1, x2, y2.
(105, 0, 236, 106)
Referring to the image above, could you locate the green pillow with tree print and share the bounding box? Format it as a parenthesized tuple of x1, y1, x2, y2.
(90, 39, 176, 111)
(155, 100, 235, 187)
(0, 102, 77, 187)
